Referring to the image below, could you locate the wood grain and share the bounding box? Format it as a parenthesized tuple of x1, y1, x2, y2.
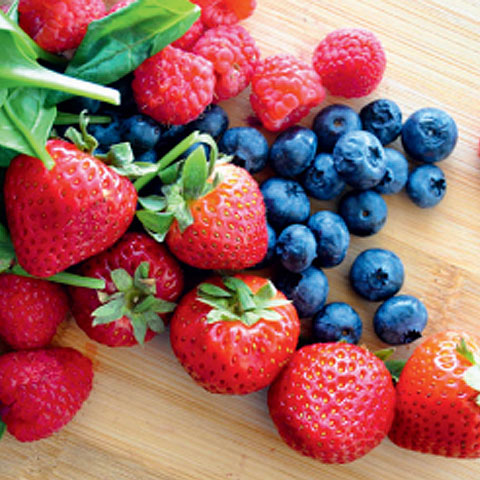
(1, 0, 480, 478)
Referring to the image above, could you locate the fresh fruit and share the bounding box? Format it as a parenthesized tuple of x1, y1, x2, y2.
(269, 126, 318, 178)
(267, 342, 396, 463)
(374, 148, 409, 195)
(132, 45, 215, 125)
(401, 107, 458, 163)
(275, 224, 317, 273)
(0, 347, 93, 442)
(373, 294, 428, 344)
(406, 164, 447, 208)
(193, 24, 260, 101)
(218, 127, 269, 173)
(18, 0, 106, 53)
(307, 211, 350, 268)
(312, 28, 386, 98)
(275, 266, 329, 318)
(388, 330, 480, 458)
(69, 232, 183, 347)
(339, 190, 388, 237)
(163, 162, 268, 270)
(170, 274, 300, 394)
(254, 222, 277, 268)
(188, 104, 230, 141)
(349, 248, 404, 302)
(120, 115, 162, 154)
(250, 54, 325, 131)
(333, 130, 387, 190)
(301, 153, 346, 201)
(360, 99, 403, 146)
(192, 0, 257, 28)
(260, 178, 310, 230)
(107, 0, 136, 14)
(171, 18, 205, 51)
(0, 274, 69, 350)
(312, 302, 363, 344)
(312, 104, 362, 152)
(87, 112, 124, 149)
(4, 139, 137, 277)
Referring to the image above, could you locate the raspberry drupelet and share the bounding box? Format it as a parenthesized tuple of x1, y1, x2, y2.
(192, 0, 256, 28)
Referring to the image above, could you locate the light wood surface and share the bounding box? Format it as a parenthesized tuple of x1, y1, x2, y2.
(2, 0, 480, 478)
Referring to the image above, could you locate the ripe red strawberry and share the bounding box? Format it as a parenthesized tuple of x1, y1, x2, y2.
(0, 274, 69, 350)
(388, 330, 480, 458)
(192, 0, 256, 28)
(18, 0, 106, 53)
(0, 347, 93, 442)
(70, 232, 184, 347)
(268, 342, 396, 463)
(170, 274, 300, 394)
(4, 139, 137, 278)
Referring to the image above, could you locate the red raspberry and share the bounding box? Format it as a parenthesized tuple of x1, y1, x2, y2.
(172, 18, 205, 51)
(132, 46, 215, 125)
(193, 24, 260, 101)
(192, 0, 256, 28)
(18, 0, 106, 53)
(313, 28, 386, 98)
(250, 55, 325, 132)
(107, 0, 136, 14)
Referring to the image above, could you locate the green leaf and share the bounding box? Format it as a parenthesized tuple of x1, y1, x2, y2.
(182, 146, 208, 200)
(46, 0, 200, 106)
(384, 359, 407, 383)
(129, 314, 148, 345)
(0, 223, 15, 273)
(145, 312, 165, 334)
(254, 309, 283, 321)
(7, 0, 19, 22)
(198, 283, 233, 298)
(133, 295, 176, 314)
(0, 419, 6, 440)
(457, 338, 476, 365)
(111, 269, 133, 292)
(0, 146, 18, 167)
(92, 296, 126, 326)
(159, 162, 182, 185)
(133, 261, 151, 285)
(223, 277, 256, 311)
(138, 195, 167, 212)
(136, 210, 174, 241)
(374, 348, 396, 362)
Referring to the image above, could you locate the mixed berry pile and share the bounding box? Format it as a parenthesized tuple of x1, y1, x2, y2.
(0, 0, 479, 465)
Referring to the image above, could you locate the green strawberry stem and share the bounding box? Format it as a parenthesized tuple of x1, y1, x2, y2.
(197, 277, 290, 326)
(456, 338, 480, 407)
(55, 112, 111, 126)
(10, 264, 106, 290)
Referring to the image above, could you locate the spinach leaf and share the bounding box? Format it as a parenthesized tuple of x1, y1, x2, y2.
(46, 0, 200, 106)
(0, 146, 18, 168)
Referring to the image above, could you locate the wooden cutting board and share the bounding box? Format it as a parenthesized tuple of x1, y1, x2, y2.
(1, 0, 480, 478)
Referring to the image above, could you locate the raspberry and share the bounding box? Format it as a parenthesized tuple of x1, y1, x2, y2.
(192, 0, 256, 28)
(172, 18, 205, 51)
(193, 24, 260, 101)
(250, 55, 325, 132)
(313, 28, 386, 98)
(132, 45, 215, 125)
(107, 0, 136, 14)
(18, 0, 106, 53)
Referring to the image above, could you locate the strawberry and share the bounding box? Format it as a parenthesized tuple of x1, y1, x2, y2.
(135, 142, 268, 270)
(0, 347, 93, 442)
(0, 274, 69, 350)
(70, 232, 184, 347)
(388, 330, 480, 458)
(267, 342, 396, 463)
(3, 139, 138, 278)
(169, 274, 300, 394)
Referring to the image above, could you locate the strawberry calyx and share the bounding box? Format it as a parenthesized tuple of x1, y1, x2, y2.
(374, 347, 406, 383)
(456, 338, 480, 407)
(135, 132, 229, 242)
(92, 261, 176, 344)
(196, 276, 290, 326)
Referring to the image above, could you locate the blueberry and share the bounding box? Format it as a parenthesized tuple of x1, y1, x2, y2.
(120, 115, 162, 153)
(349, 248, 404, 302)
(276, 266, 329, 318)
(308, 211, 350, 268)
(218, 127, 269, 174)
(156, 124, 190, 156)
(401, 107, 458, 163)
(269, 126, 317, 177)
(374, 148, 409, 195)
(360, 99, 402, 145)
(374, 295, 428, 345)
(260, 178, 310, 230)
(136, 149, 158, 164)
(179, 142, 211, 162)
(312, 104, 362, 152)
(254, 222, 277, 268)
(88, 115, 124, 147)
(135, 150, 162, 196)
(275, 224, 317, 273)
(339, 190, 387, 236)
(301, 153, 345, 200)
(333, 130, 387, 190)
(188, 104, 229, 140)
(59, 96, 101, 115)
(312, 302, 363, 344)
(406, 164, 446, 208)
